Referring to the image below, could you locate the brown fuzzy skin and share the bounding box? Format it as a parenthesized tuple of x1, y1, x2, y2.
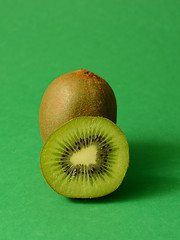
(39, 69, 117, 143)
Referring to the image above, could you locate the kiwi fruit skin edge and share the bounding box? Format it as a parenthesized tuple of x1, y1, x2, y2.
(40, 116, 129, 199)
(39, 69, 117, 143)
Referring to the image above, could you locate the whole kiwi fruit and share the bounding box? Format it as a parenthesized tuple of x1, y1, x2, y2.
(39, 69, 117, 143)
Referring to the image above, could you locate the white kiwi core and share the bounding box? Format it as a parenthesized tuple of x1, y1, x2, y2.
(70, 145, 97, 165)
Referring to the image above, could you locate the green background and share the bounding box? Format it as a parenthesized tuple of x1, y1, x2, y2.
(0, 0, 179, 239)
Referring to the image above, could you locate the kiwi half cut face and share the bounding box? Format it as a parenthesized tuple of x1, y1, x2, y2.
(40, 117, 129, 198)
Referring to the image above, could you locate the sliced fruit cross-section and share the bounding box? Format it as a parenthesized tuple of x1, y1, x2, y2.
(40, 117, 129, 198)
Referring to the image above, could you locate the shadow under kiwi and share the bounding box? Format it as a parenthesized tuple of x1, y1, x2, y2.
(69, 140, 180, 204)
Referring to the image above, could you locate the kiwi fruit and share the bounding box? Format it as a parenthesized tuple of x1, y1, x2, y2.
(39, 69, 117, 143)
(40, 116, 129, 198)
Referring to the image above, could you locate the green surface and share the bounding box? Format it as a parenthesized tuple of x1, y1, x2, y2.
(0, 0, 179, 239)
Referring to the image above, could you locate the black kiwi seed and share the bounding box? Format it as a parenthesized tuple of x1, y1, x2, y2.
(97, 136, 102, 142)
(98, 169, 102, 174)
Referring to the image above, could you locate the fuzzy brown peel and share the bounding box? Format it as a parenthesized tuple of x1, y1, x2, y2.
(39, 69, 117, 143)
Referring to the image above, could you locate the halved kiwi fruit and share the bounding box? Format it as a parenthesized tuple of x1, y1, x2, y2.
(40, 117, 129, 198)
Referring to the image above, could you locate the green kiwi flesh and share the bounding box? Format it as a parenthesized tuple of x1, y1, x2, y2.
(40, 117, 129, 198)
